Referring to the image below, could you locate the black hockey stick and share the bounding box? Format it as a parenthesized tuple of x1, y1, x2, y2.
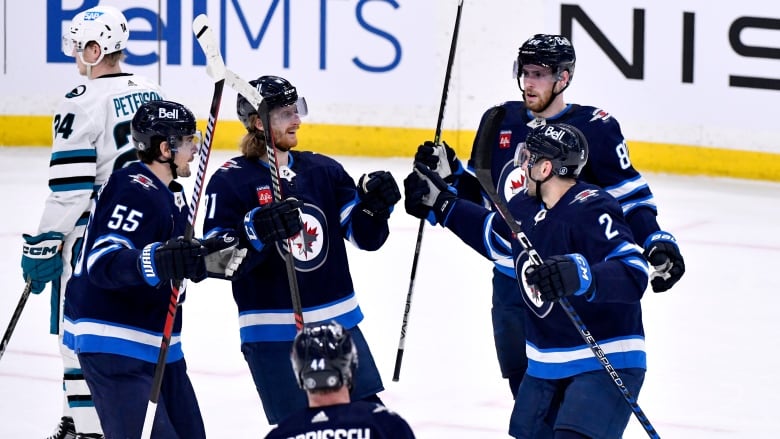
(393, 0, 464, 382)
(472, 105, 660, 439)
(140, 14, 225, 438)
(0, 279, 32, 362)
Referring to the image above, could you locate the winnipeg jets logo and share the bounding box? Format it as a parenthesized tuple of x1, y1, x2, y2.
(129, 173, 157, 190)
(277, 204, 329, 272)
(502, 166, 526, 201)
(517, 257, 554, 318)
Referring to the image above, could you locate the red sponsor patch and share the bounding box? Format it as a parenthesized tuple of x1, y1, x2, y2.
(256, 186, 273, 206)
(499, 130, 512, 149)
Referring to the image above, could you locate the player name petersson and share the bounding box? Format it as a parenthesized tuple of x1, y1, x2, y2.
(284, 428, 371, 439)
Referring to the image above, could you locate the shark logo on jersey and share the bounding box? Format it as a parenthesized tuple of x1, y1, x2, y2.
(570, 189, 600, 204)
(66, 85, 86, 98)
(276, 203, 329, 272)
(517, 257, 554, 318)
(129, 173, 158, 190)
(589, 108, 612, 122)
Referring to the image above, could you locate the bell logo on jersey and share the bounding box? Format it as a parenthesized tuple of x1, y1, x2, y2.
(158, 107, 179, 119)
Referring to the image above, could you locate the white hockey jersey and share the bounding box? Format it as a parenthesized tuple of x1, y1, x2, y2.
(38, 73, 164, 235)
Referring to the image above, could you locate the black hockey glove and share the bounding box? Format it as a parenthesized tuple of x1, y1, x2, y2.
(414, 140, 463, 183)
(643, 231, 685, 293)
(524, 254, 596, 302)
(403, 162, 457, 226)
(357, 170, 401, 219)
(201, 231, 248, 279)
(245, 198, 304, 245)
(139, 237, 207, 287)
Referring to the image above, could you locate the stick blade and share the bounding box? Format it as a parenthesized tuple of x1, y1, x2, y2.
(192, 14, 226, 81)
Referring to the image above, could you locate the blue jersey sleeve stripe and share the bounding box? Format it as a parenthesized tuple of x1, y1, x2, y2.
(603, 174, 648, 200)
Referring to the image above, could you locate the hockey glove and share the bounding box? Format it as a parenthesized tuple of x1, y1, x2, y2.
(403, 162, 457, 226)
(245, 198, 304, 248)
(643, 231, 685, 293)
(357, 171, 401, 219)
(414, 140, 463, 182)
(21, 232, 64, 294)
(524, 254, 596, 302)
(139, 237, 207, 287)
(201, 231, 248, 279)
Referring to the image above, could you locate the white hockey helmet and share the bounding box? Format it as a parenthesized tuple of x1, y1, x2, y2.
(62, 5, 129, 65)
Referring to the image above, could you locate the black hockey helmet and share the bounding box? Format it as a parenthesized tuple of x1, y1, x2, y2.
(236, 75, 307, 130)
(516, 34, 576, 81)
(291, 321, 358, 392)
(523, 123, 588, 178)
(131, 100, 197, 161)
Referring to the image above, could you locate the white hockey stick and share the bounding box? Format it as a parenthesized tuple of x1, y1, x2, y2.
(140, 14, 225, 439)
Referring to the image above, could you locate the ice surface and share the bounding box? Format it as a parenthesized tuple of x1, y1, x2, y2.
(2, 147, 779, 438)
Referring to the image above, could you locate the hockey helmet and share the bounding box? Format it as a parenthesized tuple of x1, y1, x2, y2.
(62, 5, 129, 64)
(515, 34, 576, 82)
(236, 75, 308, 130)
(521, 123, 588, 178)
(291, 321, 358, 392)
(131, 100, 199, 160)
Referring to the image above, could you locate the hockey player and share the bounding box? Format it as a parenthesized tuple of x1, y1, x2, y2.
(264, 321, 416, 438)
(62, 100, 212, 438)
(202, 75, 402, 424)
(405, 123, 650, 438)
(414, 33, 684, 398)
(19, 5, 164, 438)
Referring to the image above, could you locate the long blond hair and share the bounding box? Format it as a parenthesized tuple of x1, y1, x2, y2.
(239, 113, 268, 160)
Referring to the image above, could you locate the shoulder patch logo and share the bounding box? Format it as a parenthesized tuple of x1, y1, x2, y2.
(219, 159, 241, 171)
(589, 108, 612, 122)
(129, 173, 158, 190)
(570, 189, 600, 204)
(66, 85, 87, 99)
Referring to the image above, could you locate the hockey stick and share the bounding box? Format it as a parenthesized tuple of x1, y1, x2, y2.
(140, 14, 225, 439)
(0, 279, 32, 362)
(191, 19, 305, 330)
(472, 106, 661, 439)
(393, 0, 464, 382)
(256, 99, 305, 330)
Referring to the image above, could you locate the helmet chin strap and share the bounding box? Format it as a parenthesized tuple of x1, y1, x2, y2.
(528, 162, 555, 205)
(156, 142, 178, 179)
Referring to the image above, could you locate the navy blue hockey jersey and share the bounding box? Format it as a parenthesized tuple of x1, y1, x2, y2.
(63, 162, 190, 364)
(264, 402, 416, 439)
(444, 181, 649, 379)
(202, 152, 390, 343)
(462, 102, 661, 270)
